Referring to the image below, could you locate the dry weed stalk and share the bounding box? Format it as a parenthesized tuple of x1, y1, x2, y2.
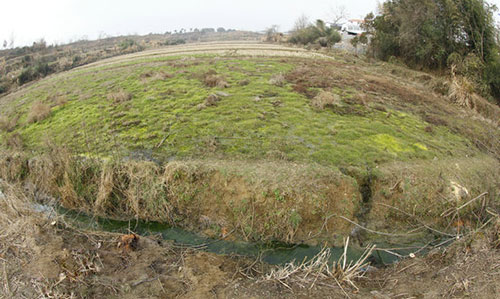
(448, 66, 478, 110)
(264, 237, 375, 290)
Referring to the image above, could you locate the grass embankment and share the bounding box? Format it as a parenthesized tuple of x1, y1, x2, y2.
(0, 43, 499, 245)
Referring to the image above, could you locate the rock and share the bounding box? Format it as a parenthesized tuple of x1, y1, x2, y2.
(450, 181, 469, 201)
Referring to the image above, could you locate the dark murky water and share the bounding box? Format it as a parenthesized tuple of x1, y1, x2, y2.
(36, 204, 442, 266)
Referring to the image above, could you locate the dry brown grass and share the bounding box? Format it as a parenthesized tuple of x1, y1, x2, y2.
(27, 101, 51, 124)
(107, 90, 132, 103)
(4, 133, 24, 149)
(0, 150, 361, 246)
(0, 115, 18, 132)
(311, 91, 341, 110)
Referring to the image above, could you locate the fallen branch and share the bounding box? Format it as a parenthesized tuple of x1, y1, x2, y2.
(3, 262, 11, 296)
(155, 133, 171, 148)
(441, 192, 488, 217)
(131, 276, 160, 287)
(338, 216, 421, 237)
(376, 203, 455, 237)
(456, 192, 488, 211)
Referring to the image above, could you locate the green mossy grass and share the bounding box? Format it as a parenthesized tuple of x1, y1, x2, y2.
(0, 54, 477, 167)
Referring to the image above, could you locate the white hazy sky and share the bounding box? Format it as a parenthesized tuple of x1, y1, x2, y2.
(1, 0, 499, 47)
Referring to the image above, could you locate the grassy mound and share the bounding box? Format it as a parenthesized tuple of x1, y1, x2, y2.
(0, 43, 498, 244)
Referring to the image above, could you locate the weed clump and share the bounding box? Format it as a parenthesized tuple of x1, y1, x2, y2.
(311, 91, 341, 110)
(269, 73, 286, 86)
(202, 70, 229, 88)
(27, 101, 51, 123)
(140, 71, 173, 81)
(197, 94, 220, 110)
(239, 79, 250, 86)
(107, 90, 132, 104)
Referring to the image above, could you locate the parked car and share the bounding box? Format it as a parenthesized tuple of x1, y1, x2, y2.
(341, 21, 365, 35)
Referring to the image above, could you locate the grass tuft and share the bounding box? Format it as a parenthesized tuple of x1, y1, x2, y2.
(107, 90, 132, 103)
(269, 73, 286, 86)
(0, 115, 18, 132)
(27, 101, 51, 124)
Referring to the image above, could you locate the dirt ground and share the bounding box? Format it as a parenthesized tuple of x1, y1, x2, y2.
(1, 181, 499, 299)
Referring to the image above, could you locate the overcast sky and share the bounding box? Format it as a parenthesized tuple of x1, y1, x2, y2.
(1, 0, 499, 47)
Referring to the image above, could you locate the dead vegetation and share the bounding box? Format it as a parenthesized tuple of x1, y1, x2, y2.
(269, 73, 286, 86)
(1, 177, 499, 298)
(264, 238, 375, 291)
(449, 71, 478, 110)
(311, 91, 341, 110)
(107, 90, 133, 103)
(0, 148, 361, 246)
(0, 114, 18, 132)
(27, 101, 51, 124)
(201, 70, 229, 88)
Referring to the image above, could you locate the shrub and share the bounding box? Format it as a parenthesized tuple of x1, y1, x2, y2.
(351, 33, 368, 47)
(366, 0, 500, 103)
(289, 26, 321, 45)
(119, 39, 136, 50)
(17, 68, 34, 85)
(164, 39, 186, 46)
(289, 19, 341, 47)
(27, 101, 51, 123)
(34, 61, 52, 77)
(485, 52, 500, 103)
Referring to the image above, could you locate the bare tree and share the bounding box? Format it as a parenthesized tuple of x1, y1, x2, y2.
(98, 31, 109, 40)
(8, 32, 15, 48)
(329, 5, 349, 25)
(293, 14, 310, 32)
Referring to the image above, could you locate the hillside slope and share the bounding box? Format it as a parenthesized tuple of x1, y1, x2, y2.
(0, 42, 498, 245)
